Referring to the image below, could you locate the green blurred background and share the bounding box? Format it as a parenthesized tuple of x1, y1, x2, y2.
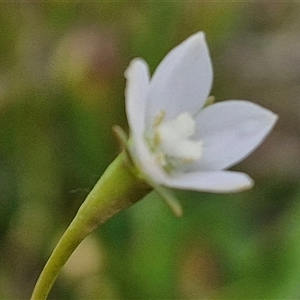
(0, 2, 300, 299)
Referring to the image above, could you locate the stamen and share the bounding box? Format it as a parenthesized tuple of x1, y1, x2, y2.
(149, 111, 203, 172)
(153, 110, 165, 127)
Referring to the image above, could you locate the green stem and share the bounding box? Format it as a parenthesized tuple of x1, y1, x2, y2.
(30, 152, 151, 300)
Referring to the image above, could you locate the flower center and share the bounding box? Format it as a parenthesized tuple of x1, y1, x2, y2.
(148, 111, 203, 172)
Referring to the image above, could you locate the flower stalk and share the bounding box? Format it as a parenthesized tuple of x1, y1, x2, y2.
(30, 151, 151, 300)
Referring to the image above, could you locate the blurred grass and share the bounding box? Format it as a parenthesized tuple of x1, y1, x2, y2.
(0, 2, 300, 299)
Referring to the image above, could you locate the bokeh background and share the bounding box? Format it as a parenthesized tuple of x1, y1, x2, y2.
(0, 2, 300, 299)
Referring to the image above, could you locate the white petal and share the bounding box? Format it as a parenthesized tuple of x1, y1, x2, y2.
(131, 135, 168, 185)
(124, 59, 167, 185)
(194, 100, 278, 170)
(125, 58, 150, 138)
(161, 170, 254, 193)
(146, 32, 213, 127)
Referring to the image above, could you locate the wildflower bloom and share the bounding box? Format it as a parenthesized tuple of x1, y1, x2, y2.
(125, 32, 278, 193)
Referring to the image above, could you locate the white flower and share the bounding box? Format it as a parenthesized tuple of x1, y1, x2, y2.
(124, 32, 278, 193)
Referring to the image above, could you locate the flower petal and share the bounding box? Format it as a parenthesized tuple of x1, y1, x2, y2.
(146, 31, 213, 127)
(194, 100, 278, 170)
(131, 134, 168, 185)
(161, 170, 253, 193)
(125, 59, 167, 185)
(125, 58, 150, 138)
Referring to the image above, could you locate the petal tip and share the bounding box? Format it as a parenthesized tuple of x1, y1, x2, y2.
(222, 173, 254, 193)
(262, 108, 278, 134)
(186, 31, 208, 48)
(191, 31, 206, 40)
(270, 111, 279, 124)
(239, 175, 254, 191)
(224, 174, 254, 193)
(124, 58, 148, 79)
